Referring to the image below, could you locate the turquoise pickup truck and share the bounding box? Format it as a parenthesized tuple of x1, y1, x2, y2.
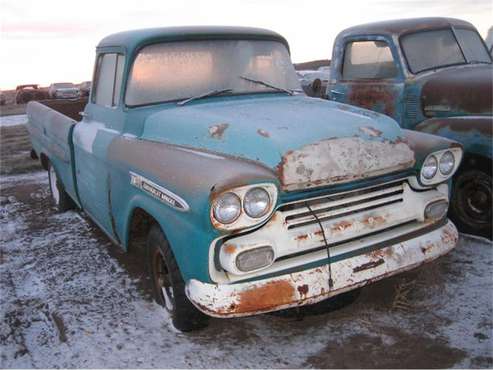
(28, 26, 462, 332)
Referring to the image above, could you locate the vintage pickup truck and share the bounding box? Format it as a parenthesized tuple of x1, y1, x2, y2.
(27, 26, 462, 331)
(325, 18, 492, 238)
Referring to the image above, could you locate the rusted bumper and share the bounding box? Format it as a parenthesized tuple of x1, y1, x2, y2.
(186, 220, 458, 317)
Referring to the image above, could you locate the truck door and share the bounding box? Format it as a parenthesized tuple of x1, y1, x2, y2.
(72, 52, 125, 240)
(328, 37, 406, 124)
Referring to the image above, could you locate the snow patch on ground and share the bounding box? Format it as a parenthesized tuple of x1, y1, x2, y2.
(0, 172, 492, 368)
(0, 114, 27, 128)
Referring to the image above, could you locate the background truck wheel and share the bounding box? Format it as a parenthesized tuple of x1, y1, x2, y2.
(450, 168, 492, 239)
(147, 225, 209, 332)
(47, 162, 74, 212)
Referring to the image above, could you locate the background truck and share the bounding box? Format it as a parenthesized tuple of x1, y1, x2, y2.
(323, 17, 492, 238)
(28, 26, 462, 332)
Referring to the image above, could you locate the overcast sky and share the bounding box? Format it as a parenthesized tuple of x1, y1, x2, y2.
(1, 0, 492, 89)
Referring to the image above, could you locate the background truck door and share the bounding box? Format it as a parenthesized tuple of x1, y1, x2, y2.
(328, 36, 406, 123)
(72, 52, 125, 238)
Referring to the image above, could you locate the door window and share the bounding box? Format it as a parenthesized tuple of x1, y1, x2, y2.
(343, 41, 398, 80)
(92, 53, 124, 107)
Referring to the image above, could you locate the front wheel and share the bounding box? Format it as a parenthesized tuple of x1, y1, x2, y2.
(450, 168, 492, 239)
(47, 161, 74, 212)
(147, 225, 209, 332)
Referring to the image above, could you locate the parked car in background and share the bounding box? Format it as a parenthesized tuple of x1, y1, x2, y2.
(48, 82, 80, 99)
(27, 26, 462, 332)
(15, 84, 49, 104)
(323, 17, 492, 238)
(79, 81, 91, 97)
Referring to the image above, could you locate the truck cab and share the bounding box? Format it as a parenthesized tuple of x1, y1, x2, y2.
(327, 18, 493, 237)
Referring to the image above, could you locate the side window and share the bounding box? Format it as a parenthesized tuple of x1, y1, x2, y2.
(92, 53, 124, 107)
(342, 41, 398, 80)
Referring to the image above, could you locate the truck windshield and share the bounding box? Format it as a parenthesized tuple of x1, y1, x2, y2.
(125, 40, 300, 106)
(401, 28, 492, 74)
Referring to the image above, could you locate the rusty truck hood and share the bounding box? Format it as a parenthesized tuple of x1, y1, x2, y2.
(142, 95, 415, 191)
(420, 64, 493, 117)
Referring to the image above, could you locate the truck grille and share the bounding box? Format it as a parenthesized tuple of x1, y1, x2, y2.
(280, 180, 405, 231)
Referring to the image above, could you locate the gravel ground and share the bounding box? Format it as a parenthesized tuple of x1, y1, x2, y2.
(0, 170, 492, 369)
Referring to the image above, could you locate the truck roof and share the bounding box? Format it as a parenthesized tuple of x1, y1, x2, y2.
(97, 26, 290, 53)
(338, 17, 475, 38)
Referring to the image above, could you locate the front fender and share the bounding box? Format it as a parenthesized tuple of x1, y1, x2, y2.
(107, 136, 278, 283)
(401, 129, 463, 173)
(415, 116, 492, 160)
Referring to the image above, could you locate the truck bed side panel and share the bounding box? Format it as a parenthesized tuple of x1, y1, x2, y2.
(26, 101, 80, 206)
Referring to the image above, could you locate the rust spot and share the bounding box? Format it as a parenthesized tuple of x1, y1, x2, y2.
(421, 241, 434, 254)
(331, 220, 353, 233)
(369, 249, 386, 259)
(348, 85, 395, 117)
(353, 258, 385, 273)
(359, 126, 383, 137)
(209, 123, 229, 139)
(257, 129, 270, 138)
(295, 234, 309, 241)
(362, 215, 386, 228)
(297, 284, 309, 298)
(234, 280, 295, 314)
(441, 226, 458, 245)
(223, 244, 237, 255)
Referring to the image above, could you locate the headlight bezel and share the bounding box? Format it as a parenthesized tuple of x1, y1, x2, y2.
(210, 183, 278, 231)
(420, 148, 462, 186)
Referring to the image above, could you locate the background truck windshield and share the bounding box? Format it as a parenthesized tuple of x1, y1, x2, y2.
(401, 28, 492, 74)
(125, 39, 300, 106)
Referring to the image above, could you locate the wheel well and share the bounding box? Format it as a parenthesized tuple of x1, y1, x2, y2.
(40, 153, 49, 170)
(127, 207, 158, 253)
(459, 153, 492, 175)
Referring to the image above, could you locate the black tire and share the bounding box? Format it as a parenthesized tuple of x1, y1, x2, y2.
(47, 161, 74, 212)
(450, 168, 492, 239)
(147, 225, 209, 332)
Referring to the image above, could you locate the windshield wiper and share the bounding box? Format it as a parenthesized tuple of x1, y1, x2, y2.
(177, 88, 233, 106)
(239, 75, 297, 95)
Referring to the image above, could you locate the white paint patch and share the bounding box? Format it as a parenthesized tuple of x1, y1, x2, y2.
(280, 137, 415, 191)
(73, 122, 118, 154)
(0, 114, 27, 127)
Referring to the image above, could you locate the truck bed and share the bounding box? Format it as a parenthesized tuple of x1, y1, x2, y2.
(26, 98, 88, 207)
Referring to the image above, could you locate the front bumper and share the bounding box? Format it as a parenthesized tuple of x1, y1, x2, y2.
(186, 220, 458, 318)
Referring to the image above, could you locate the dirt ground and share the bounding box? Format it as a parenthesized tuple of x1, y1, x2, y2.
(0, 124, 492, 368)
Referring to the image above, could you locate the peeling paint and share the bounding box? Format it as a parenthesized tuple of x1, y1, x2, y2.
(277, 136, 415, 191)
(353, 258, 385, 273)
(209, 123, 229, 139)
(257, 129, 270, 138)
(359, 126, 383, 137)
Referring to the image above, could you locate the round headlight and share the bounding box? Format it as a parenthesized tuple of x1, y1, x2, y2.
(213, 192, 241, 224)
(244, 187, 271, 218)
(422, 155, 438, 180)
(439, 151, 455, 175)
